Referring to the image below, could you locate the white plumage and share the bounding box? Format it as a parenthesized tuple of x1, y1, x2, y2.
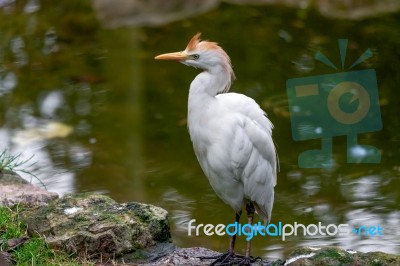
(188, 90, 277, 223)
(156, 33, 278, 265)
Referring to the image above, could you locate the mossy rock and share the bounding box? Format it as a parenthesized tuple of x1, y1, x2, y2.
(285, 246, 400, 266)
(20, 193, 171, 259)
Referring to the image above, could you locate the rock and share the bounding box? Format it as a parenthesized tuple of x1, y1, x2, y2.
(92, 0, 400, 28)
(224, 0, 400, 20)
(6, 237, 30, 250)
(145, 247, 283, 266)
(122, 241, 176, 264)
(285, 246, 400, 266)
(144, 247, 220, 266)
(0, 170, 58, 207)
(316, 0, 400, 20)
(0, 251, 11, 266)
(20, 193, 171, 260)
(92, 0, 218, 28)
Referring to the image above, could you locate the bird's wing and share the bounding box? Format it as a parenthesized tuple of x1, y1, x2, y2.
(216, 92, 278, 222)
(216, 92, 277, 179)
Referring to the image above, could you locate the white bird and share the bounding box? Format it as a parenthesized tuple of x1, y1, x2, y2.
(155, 33, 278, 265)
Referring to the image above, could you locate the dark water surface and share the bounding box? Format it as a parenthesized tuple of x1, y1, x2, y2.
(1, 1, 399, 259)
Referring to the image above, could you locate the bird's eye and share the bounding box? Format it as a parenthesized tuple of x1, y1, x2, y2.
(192, 54, 200, 60)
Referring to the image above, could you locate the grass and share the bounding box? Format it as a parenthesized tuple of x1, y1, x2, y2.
(0, 150, 46, 189)
(0, 205, 93, 266)
(0, 151, 123, 265)
(0, 206, 24, 240)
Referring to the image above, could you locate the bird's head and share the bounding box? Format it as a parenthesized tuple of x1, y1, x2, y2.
(155, 33, 235, 91)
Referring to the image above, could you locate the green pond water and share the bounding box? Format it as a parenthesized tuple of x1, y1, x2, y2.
(1, 1, 399, 259)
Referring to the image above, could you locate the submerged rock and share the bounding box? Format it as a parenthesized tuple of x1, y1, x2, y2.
(20, 193, 171, 260)
(0, 170, 58, 207)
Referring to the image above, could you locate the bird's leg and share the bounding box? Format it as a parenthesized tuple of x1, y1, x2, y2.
(229, 210, 241, 252)
(199, 210, 242, 265)
(227, 203, 258, 266)
(243, 202, 255, 265)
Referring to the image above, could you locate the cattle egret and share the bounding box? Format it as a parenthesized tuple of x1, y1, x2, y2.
(155, 33, 278, 265)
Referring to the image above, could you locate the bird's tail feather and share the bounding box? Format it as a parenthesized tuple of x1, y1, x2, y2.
(254, 202, 270, 226)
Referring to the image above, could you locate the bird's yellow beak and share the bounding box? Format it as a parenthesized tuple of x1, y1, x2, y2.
(155, 51, 188, 61)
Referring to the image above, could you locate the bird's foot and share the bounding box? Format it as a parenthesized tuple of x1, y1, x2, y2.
(230, 253, 262, 266)
(199, 251, 261, 266)
(198, 250, 234, 265)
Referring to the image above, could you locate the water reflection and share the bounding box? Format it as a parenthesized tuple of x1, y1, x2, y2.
(0, 71, 17, 95)
(40, 91, 64, 117)
(10, 37, 28, 66)
(12, 121, 72, 145)
(162, 188, 195, 232)
(0, 0, 106, 194)
(23, 0, 39, 13)
(0, 127, 75, 194)
(292, 54, 314, 73)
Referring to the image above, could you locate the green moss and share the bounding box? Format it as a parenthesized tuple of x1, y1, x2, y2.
(358, 251, 400, 265)
(313, 247, 353, 264)
(151, 218, 171, 242)
(269, 259, 285, 266)
(73, 213, 90, 223)
(125, 202, 153, 223)
(287, 246, 315, 257)
(129, 249, 147, 260)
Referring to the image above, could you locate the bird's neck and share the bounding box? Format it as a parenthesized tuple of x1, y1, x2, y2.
(188, 66, 232, 123)
(189, 65, 232, 96)
(187, 70, 224, 137)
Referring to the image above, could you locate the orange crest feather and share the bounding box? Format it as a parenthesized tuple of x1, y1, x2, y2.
(186, 32, 221, 52)
(186, 32, 202, 52)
